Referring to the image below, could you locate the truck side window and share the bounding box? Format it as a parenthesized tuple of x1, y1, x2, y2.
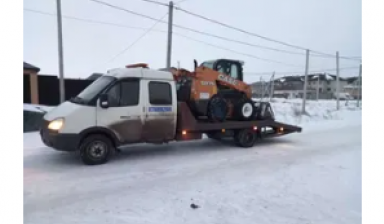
(120, 80, 140, 106)
(107, 80, 140, 107)
(149, 81, 172, 105)
(106, 84, 120, 107)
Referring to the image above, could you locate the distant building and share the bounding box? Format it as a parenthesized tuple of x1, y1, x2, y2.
(24, 62, 41, 104)
(251, 73, 352, 99)
(343, 76, 362, 99)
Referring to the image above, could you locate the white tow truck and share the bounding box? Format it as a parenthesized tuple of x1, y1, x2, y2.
(40, 65, 302, 165)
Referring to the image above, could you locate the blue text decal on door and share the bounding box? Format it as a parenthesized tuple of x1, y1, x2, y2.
(148, 107, 172, 112)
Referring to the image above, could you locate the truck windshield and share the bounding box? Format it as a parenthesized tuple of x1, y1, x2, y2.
(71, 76, 115, 105)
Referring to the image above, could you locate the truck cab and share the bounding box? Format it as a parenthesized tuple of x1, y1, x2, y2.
(40, 66, 178, 163)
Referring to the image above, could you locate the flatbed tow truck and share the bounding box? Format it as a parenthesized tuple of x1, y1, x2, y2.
(40, 65, 302, 165)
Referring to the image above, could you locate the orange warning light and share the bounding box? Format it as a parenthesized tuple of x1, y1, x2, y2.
(126, 63, 148, 68)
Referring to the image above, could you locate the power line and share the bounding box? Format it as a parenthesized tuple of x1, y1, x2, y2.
(88, 0, 168, 23)
(174, 33, 303, 67)
(24, 8, 159, 31)
(88, 0, 361, 61)
(133, 0, 189, 6)
(60, 1, 307, 67)
(174, 6, 362, 61)
(83, 1, 309, 57)
(174, 7, 309, 51)
(24, 8, 301, 67)
(245, 66, 360, 76)
(105, 13, 168, 63)
(136, 0, 169, 7)
(24, 7, 359, 69)
(25, 8, 303, 56)
(132, 0, 310, 53)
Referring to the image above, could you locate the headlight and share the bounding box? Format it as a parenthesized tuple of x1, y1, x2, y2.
(48, 118, 64, 130)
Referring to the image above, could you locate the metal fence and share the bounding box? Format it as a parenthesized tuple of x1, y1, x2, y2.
(23, 74, 94, 106)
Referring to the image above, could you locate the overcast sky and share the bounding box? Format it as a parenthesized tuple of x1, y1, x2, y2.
(23, 0, 361, 83)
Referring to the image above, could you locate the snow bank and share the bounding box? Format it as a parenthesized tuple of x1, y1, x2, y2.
(255, 98, 361, 125)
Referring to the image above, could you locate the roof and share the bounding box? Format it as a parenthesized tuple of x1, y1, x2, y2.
(23, 62, 40, 72)
(274, 76, 304, 83)
(106, 67, 174, 81)
(345, 76, 360, 84)
(274, 73, 347, 83)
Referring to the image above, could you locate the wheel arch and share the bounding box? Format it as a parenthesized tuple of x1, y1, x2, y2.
(79, 126, 120, 148)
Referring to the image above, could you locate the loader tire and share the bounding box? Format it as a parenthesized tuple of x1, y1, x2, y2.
(234, 98, 256, 121)
(207, 95, 228, 122)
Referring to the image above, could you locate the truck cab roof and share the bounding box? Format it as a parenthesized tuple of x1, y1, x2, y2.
(106, 67, 174, 81)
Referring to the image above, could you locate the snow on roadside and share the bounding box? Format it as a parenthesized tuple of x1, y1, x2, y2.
(24, 132, 45, 151)
(260, 98, 362, 125)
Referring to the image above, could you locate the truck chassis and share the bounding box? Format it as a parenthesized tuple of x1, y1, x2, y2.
(175, 101, 302, 148)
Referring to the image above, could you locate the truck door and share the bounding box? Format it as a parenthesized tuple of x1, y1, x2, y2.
(141, 79, 177, 143)
(96, 78, 144, 144)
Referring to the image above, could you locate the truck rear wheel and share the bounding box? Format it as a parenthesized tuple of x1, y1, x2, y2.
(79, 134, 115, 165)
(234, 129, 257, 147)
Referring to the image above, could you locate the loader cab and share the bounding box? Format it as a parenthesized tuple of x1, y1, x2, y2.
(200, 59, 244, 81)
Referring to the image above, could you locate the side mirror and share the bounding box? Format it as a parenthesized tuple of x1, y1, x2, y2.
(99, 93, 109, 109)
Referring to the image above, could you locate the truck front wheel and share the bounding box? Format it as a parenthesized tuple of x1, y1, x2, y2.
(79, 134, 115, 165)
(234, 129, 257, 148)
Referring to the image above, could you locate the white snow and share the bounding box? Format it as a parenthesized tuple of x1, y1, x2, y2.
(325, 74, 334, 80)
(267, 98, 361, 125)
(23, 100, 362, 224)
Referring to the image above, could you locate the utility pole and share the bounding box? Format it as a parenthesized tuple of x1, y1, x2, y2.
(336, 51, 340, 110)
(56, 0, 65, 103)
(316, 74, 320, 101)
(269, 71, 275, 102)
(302, 49, 310, 114)
(166, 1, 174, 69)
(259, 76, 263, 101)
(357, 64, 362, 107)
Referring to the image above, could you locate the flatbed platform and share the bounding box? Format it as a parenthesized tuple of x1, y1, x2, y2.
(175, 102, 302, 144)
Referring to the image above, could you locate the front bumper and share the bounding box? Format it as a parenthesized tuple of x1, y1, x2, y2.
(40, 119, 80, 152)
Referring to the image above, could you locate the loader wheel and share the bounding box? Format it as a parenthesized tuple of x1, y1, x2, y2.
(234, 98, 256, 121)
(207, 95, 228, 122)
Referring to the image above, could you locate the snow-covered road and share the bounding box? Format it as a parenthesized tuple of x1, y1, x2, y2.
(24, 113, 362, 224)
